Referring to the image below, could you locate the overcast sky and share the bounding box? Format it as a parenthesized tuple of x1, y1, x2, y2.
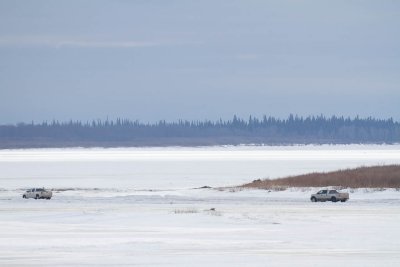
(0, 0, 399, 124)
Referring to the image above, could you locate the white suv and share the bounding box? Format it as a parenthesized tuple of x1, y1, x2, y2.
(23, 188, 52, 199)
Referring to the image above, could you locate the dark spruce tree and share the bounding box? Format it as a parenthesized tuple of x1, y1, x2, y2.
(0, 115, 399, 148)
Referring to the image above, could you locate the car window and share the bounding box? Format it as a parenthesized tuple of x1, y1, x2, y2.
(321, 190, 328, 194)
(37, 188, 44, 192)
(329, 190, 337, 194)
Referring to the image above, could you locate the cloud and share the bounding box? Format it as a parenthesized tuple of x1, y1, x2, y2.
(0, 35, 164, 48)
(57, 40, 159, 48)
(235, 54, 260, 60)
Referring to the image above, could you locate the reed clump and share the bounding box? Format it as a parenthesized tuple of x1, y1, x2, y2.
(242, 165, 400, 189)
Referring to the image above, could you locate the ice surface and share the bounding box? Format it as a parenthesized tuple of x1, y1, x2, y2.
(0, 188, 400, 266)
(1, 144, 400, 190)
(0, 145, 399, 266)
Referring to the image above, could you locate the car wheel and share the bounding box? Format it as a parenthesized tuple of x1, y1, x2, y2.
(23, 195, 26, 199)
(311, 197, 317, 202)
(331, 197, 337, 202)
(35, 194, 40, 199)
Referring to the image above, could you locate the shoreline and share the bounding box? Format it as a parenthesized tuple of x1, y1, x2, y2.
(1, 141, 399, 150)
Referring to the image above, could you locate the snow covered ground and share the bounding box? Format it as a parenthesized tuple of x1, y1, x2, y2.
(1, 144, 400, 189)
(1, 188, 400, 266)
(1, 145, 400, 266)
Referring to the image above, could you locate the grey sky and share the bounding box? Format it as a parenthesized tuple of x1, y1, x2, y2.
(0, 0, 399, 124)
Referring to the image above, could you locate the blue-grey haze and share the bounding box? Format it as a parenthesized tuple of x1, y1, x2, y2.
(0, 0, 399, 124)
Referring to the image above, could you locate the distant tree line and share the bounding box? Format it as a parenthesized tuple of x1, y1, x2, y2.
(0, 115, 399, 148)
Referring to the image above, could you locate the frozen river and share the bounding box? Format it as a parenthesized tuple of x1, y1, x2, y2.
(1, 145, 400, 266)
(1, 144, 400, 190)
(1, 188, 400, 266)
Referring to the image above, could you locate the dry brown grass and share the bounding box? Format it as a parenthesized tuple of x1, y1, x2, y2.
(242, 165, 400, 189)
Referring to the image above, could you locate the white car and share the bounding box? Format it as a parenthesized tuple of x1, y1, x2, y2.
(23, 188, 52, 199)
